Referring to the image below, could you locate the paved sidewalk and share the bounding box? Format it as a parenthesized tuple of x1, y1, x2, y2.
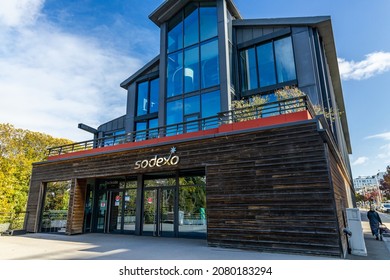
(346, 209, 390, 260)
(0, 209, 388, 260)
(0, 232, 334, 260)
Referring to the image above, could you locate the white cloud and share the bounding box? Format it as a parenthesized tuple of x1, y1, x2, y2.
(377, 144, 390, 160)
(352, 156, 369, 166)
(366, 132, 390, 141)
(338, 51, 390, 80)
(0, 1, 144, 141)
(0, 0, 44, 27)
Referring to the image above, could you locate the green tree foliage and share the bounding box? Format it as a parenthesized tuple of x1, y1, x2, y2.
(0, 123, 73, 215)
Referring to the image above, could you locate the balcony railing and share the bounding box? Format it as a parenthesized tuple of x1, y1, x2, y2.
(48, 95, 315, 157)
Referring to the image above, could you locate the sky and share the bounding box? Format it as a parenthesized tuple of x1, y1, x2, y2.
(0, 0, 389, 178)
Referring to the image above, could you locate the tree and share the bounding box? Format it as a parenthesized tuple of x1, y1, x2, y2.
(0, 123, 73, 216)
(379, 166, 390, 200)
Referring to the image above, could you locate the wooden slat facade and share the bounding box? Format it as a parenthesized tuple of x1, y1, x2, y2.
(25, 119, 353, 258)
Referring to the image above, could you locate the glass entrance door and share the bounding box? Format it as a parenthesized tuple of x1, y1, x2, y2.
(96, 188, 137, 233)
(143, 188, 175, 237)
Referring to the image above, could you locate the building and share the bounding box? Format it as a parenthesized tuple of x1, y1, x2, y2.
(25, 0, 355, 258)
(353, 173, 385, 191)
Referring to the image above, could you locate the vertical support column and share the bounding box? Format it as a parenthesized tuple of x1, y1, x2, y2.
(217, 0, 232, 112)
(174, 172, 179, 237)
(158, 23, 167, 128)
(66, 179, 87, 235)
(25, 179, 45, 233)
(135, 174, 144, 235)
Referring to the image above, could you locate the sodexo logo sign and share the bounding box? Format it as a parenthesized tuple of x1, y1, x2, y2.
(134, 147, 180, 169)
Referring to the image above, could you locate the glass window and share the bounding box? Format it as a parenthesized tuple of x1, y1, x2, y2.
(201, 90, 220, 118)
(257, 42, 276, 87)
(167, 100, 183, 135)
(184, 46, 200, 93)
(201, 39, 219, 89)
(239, 36, 297, 92)
(149, 78, 159, 113)
(274, 37, 296, 83)
(240, 48, 258, 91)
(184, 95, 200, 115)
(168, 13, 183, 53)
(167, 51, 183, 97)
(184, 4, 199, 47)
(148, 118, 159, 139)
(137, 82, 148, 116)
(135, 122, 147, 141)
(167, 99, 183, 125)
(200, 3, 217, 42)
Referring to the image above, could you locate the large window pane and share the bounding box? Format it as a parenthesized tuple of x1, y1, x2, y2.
(274, 37, 296, 83)
(240, 48, 258, 91)
(184, 4, 199, 47)
(135, 122, 147, 141)
(201, 90, 220, 118)
(257, 42, 276, 87)
(200, 4, 217, 41)
(167, 100, 183, 135)
(148, 118, 159, 139)
(168, 13, 183, 53)
(184, 95, 200, 115)
(137, 81, 148, 116)
(184, 46, 200, 93)
(149, 78, 159, 113)
(201, 39, 219, 89)
(167, 51, 183, 97)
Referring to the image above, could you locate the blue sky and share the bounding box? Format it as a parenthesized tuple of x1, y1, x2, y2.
(0, 0, 389, 178)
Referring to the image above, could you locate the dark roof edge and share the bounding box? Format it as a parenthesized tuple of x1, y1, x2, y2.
(149, 0, 242, 27)
(120, 55, 160, 89)
(233, 16, 331, 27)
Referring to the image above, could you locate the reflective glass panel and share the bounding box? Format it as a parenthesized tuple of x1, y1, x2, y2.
(137, 81, 148, 116)
(201, 39, 219, 89)
(184, 4, 199, 47)
(148, 118, 159, 139)
(135, 122, 147, 141)
(201, 90, 220, 118)
(274, 37, 296, 83)
(184, 46, 200, 93)
(200, 4, 217, 41)
(257, 42, 276, 87)
(167, 100, 183, 135)
(149, 78, 159, 113)
(168, 13, 183, 53)
(240, 48, 258, 91)
(167, 51, 183, 97)
(167, 99, 183, 125)
(184, 95, 200, 115)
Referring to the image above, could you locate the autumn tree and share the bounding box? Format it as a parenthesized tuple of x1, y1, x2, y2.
(379, 166, 390, 200)
(0, 123, 73, 216)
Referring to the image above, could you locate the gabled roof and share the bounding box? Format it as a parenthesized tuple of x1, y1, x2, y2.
(120, 55, 160, 89)
(149, 0, 242, 26)
(235, 16, 351, 153)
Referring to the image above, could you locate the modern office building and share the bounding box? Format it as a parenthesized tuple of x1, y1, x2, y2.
(25, 0, 355, 258)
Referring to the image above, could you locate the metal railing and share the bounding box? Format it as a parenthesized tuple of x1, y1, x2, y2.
(40, 210, 68, 233)
(48, 95, 315, 157)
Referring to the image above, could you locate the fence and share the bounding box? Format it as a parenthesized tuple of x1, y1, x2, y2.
(48, 95, 316, 157)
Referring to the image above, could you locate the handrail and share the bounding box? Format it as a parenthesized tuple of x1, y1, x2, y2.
(47, 95, 315, 157)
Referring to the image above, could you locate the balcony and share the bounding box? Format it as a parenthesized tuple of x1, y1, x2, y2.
(47, 95, 316, 161)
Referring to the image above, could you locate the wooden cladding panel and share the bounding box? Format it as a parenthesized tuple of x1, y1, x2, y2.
(328, 147, 352, 257)
(29, 121, 345, 257)
(66, 179, 87, 234)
